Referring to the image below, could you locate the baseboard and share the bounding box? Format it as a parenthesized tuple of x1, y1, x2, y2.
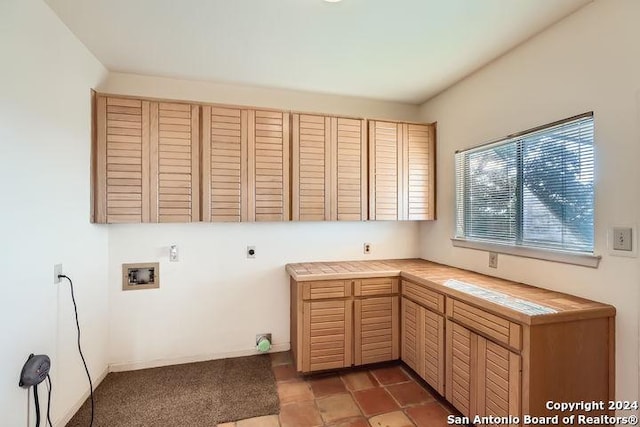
(108, 342, 291, 372)
(55, 366, 109, 427)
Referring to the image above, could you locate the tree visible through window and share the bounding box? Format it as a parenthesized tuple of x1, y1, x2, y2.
(455, 113, 594, 253)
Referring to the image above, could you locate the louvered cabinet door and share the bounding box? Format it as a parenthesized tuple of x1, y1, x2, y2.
(95, 96, 150, 223)
(335, 117, 367, 220)
(354, 296, 399, 365)
(401, 297, 421, 373)
(446, 320, 476, 418)
(149, 102, 199, 222)
(248, 110, 290, 221)
(405, 124, 436, 220)
(369, 121, 401, 220)
(202, 106, 248, 222)
(423, 307, 445, 395)
(477, 337, 521, 426)
(302, 300, 352, 372)
(292, 114, 330, 221)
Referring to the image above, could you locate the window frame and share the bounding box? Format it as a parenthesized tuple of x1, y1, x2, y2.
(452, 112, 601, 268)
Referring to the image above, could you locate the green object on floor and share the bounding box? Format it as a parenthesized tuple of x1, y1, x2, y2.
(257, 336, 271, 352)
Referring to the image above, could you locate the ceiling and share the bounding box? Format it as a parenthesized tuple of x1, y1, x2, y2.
(46, 0, 591, 104)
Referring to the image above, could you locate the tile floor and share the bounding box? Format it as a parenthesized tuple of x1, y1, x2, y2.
(218, 352, 456, 427)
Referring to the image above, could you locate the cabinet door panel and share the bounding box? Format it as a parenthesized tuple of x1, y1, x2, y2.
(369, 120, 436, 221)
(303, 300, 352, 372)
(335, 117, 367, 220)
(446, 320, 475, 417)
(355, 296, 399, 365)
(150, 102, 199, 222)
(477, 336, 521, 425)
(292, 115, 367, 221)
(401, 297, 420, 372)
(406, 124, 435, 220)
(292, 114, 330, 220)
(248, 110, 290, 221)
(201, 106, 248, 222)
(96, 96, 150, 223)
(423, 307, 445, 395)
(369, 121, 401, 220)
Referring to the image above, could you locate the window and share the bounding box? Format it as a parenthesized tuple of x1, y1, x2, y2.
(454, 113, 597, 265)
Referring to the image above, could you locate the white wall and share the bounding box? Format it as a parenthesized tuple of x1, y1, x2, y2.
(99, 73, 422, 369)
(419, 0, 640, 409)
(100, 72, 421, 123)
(108, 222, 420, 369)
(0, 0, 109, 425)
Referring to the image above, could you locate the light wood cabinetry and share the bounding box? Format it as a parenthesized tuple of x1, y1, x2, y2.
(401, 280, 446, 396)
(446, 317, 521, 424)
(94, 95, 199, 223)
(248, 109, 290, 222)
(291, 277, 399, 373)
(302, 299, 353, 372)
(291, 114, 367, 221)
(288, 259, 615, 424)
(368, 121, 436, 221)
(94, 95, 436, 223)
(150, 102, 200, 222)
(354, 295, 399, 365)
(201, 106, 248, 222)
(202, 107, 290, 222)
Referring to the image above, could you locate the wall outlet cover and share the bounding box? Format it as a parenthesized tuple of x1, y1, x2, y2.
(169, 245, 179, 262)
(608, 225, 637, 258)
(363, 243, 371, 254)
(488, 252, 498, 268)
(247, 246, 256, 258)
(54, 264, 62, 284)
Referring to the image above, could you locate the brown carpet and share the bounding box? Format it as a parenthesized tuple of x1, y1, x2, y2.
(66, 355, 279, 427)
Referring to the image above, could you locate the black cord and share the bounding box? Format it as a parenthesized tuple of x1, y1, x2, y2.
(33, 384, 40, 427)
(59, 275, 94, 427)
(46, 375, 53, 427)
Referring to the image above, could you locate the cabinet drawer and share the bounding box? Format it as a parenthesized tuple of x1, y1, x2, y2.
(402, 280, 445, 314)
(354, 278, 399, 296)
(447, 299, 521, 350)
(302, 280, 351, 300)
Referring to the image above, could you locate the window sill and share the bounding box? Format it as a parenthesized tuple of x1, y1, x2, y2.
(450, 238, 601, 268)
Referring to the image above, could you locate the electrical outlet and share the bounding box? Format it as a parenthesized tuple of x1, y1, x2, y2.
(247, 246, 256, 258)
(54, 264, 63, 284)
(488, 252, 498, 268)
(613, 227, 632, 251)
(363, 243, 371, 254)
(169, 245, 179, 262)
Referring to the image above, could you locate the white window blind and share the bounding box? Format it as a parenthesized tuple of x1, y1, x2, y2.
(455, 113, 594, 254)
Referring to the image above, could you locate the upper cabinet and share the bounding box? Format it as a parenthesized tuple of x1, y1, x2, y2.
(201, 107, 290, 222)
(369, 121, 436, 221)
(150, 102, 200, 223)
(93, 93, 435, 223)
(94, 95, 199, 223)
(201, 106, 248, 222)
(248, 110, 290, 222)
(291, 114, 367, 221)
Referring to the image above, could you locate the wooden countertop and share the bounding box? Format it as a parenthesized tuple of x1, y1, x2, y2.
(286, 258, 615, 325)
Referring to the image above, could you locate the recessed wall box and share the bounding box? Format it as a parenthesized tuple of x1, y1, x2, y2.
(122, 262, 160, 291)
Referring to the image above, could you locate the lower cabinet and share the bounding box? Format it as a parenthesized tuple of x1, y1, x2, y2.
(354, 296, 399, 365)
(302, 300, 352, 372)
(292, 277, 400, 373)
(290, 268, 614, 425)
(401, 296, 445, 395)
(446, 320, 521, 425)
